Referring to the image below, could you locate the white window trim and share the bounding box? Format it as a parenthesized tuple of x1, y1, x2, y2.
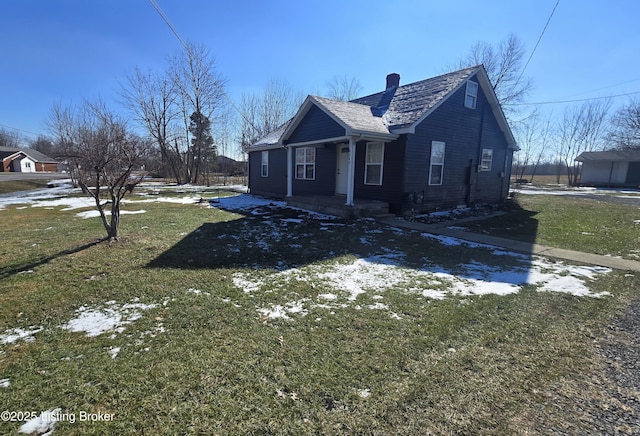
(480, 148, 493, 171)
(465, 81, 478, 109)
(364, 142, 384, 186)
(428, 141, 445, 186)
(295, 147, 316, 180)
(261, 151, 268, 177)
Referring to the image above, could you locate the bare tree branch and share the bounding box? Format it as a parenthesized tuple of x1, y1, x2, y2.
(608, 97, 640, 150)
(451, 34, 533, 117)
(326, 75, 363, 101)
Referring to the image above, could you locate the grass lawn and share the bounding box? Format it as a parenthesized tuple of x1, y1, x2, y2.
(0, 179, 52, 195)
(0, 184, 639, 434)
(462, 193, 640, 260)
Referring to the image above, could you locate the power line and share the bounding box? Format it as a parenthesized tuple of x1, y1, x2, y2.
(0, 123, 41, 140)
(148, 0, 190, 53)
(147, 0, 259, 135)
(513, 90, 640, 106)
(555, 78, 640, 100)
(516, 0, 560, 84)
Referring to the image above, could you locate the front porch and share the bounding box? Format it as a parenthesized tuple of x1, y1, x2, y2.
(286, 195, 391, 219)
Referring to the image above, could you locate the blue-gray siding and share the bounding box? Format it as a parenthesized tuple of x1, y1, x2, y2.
(403, 74, 510, 210)
(286, 106, 345, 144)
(248, 148, 287, 197)
(353, 138, 406, 212)
(248, 77, 514, 213)
(291, 145, 336, 196)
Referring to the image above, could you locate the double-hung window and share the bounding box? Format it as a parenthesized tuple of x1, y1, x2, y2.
(261, 151, 269, 177)
(295, 147, 315, 180)
(465, 81, 478, 109)
(429, 141, 445, 185)
(364, 142, 384, 185)
(480, 148, 493, 171)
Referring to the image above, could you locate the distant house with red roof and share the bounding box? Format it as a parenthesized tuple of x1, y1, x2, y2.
(0, 146, 59, 172)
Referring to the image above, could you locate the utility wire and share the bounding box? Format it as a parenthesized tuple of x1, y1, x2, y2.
(0, 123, 40, 138)
(148, 0, 190, 53)
(556, 78, 640, 100)
(147, 0, 259, 135)
(516, 0, 560, 85)
(513, 90, 640, 106)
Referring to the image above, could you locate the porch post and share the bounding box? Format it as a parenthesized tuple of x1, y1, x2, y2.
(286, 146, 293, 197)
(346, 138, 355, 206)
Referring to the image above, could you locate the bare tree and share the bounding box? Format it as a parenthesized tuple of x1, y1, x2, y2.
(120, 67, 183, 182)
(121, 43, 227, 185)
(46, 100, 148, 241)
(30, 135, 55, 156)
(608, 97, 640, 150)
(0, 128, 22, 148)
(170, 42, 227, 184)
(452, 34, 533, 117)
(556, 100, 611, 185)
(512, 111, 553, 182)
(239, 79, 301, 150)
(326, 74, 363, 101)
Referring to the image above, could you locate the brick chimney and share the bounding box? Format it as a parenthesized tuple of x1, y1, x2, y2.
(386, 73, 400, 89)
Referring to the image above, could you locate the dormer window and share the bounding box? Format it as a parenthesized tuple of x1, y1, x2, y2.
(465, 81, 478, 109)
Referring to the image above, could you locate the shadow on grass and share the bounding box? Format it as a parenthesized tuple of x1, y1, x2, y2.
(146, 196, 543, 295)
(0, 238, 108, 280)
(145, 205, 353, 271)
(466, 197, 540, 245)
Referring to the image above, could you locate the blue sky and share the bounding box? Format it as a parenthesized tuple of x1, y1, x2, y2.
(1, 0, 639, 147)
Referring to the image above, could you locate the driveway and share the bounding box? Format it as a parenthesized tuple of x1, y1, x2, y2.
(0, 172, 68, 182)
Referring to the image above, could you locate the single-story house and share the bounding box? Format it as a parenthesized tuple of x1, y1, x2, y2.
(0, 146, 59, 172)
(576, 150, 640, 187)
(245, 65, 517, 216)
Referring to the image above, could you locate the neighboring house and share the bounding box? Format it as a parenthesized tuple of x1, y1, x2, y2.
(245, 65, 517, 216)
(0, 146, 59, 172)
(576, 150, 640, 187)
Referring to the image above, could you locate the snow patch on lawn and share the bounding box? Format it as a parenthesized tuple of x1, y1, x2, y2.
(258, 300, 309, 320)
(62, 300, 158, 337)
(211, 193, 340, 220)
(212, 194, 285, 211)
(317, 253, 409, 301)
(235, 249, 611, 321)
(75, 209, 147, 219)
(18, 408, 60, 435)
(421, 232, 527, 257)
(108, 346, 121, 359)
(0, 326, 43, 345)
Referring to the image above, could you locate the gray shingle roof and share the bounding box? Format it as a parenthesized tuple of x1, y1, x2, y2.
(251, 120, 292, 148)
(352, 65, 479, 130)
(0, 146, 57, 163)
(310, 96, 390, 135)
(576, 150, 640, 162)
(249, 65, 483, 149)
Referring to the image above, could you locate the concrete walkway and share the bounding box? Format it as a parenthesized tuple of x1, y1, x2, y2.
(378, 216, 640, 273)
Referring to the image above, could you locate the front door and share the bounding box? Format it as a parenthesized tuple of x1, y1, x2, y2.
(335, 145, 350, 195)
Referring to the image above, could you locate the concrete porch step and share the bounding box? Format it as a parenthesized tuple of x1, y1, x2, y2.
(286, 196, 390, 219)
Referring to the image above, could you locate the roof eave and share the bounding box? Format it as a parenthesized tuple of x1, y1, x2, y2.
(348, 130, 398, 141)
(243, 143, 284, 153)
